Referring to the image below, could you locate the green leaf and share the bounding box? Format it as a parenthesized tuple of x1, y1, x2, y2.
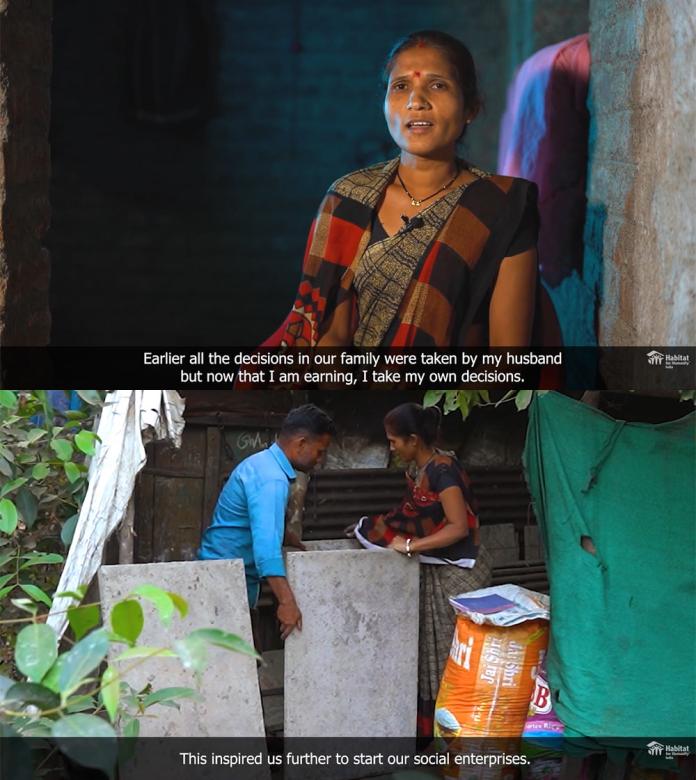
(111, 599, 144, 646)
(101, 666, 120, 723)
(122, 717, 140, 738)
(0, 585, 15, 598)
(189, 627, 260, 659)
(14, 488, 38, 528)
(11, 597, 38, 615)
(15, 451, 37, 465)
(19, 719, 54, 738)
(113, 646, 177, 662)
(20, 551, 64, 567)
(61, 513, 79, 547)
(131, 584, 174, 626)
(51, 714, 117, 775)
(68, 604, 101, 641)
(15, 624, 58, 682)
(31, 463, 51, 481)
(4, 682, 60, 711)
(19, 583, 53, 608)
(65, 410, 88, 420)
(63, 461, 81, 484)
(142, 686, 200, 709)
(52, 712, 116, 739)
(0, 498, 18, 534)
(0, 457, 13, 478)
(0, 444, 14, 463)
(423, 390, 445, 408)
(0, 549, 17, 569)
(50, 439, 73, 461)
(173, 636, 208, 674)
(56, 584, 88, 601)
(443, 391, 461, 415)
(74, 430, 99, 456)
(25, 428, 48, 444)
(168, 591, 188, 618)
(0, 571, 14, 589)
(75, 391, 103, 407)
(515, 389, 534, 411)
(0, 477, 28, 497)
(58, 628, 110, 698)
(0, 391, 17, 408)
(65, 693, 98, 713)
(41, 654, 69, 693)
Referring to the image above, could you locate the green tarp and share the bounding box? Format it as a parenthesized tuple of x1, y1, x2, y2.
(523, 392, 695, 738)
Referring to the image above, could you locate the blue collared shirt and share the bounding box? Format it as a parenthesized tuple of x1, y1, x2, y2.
(198, 442, 295, 606)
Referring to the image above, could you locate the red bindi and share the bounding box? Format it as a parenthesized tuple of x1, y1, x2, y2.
(416, 38, 425, 48)
(414, 71, 421, 77)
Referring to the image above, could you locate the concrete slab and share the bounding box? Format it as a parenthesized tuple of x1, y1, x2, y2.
(524, 525, 545, 560)
(98, 560, 266, 740)
(261, 694, 284, 735)
(284, 540, 419, 746)
(303, 539, 362, 551)
(259, 649, 284, 694)
(479, 524, 520, 565)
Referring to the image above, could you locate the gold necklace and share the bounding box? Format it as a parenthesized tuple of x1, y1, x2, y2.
(397, 164, 460, 207)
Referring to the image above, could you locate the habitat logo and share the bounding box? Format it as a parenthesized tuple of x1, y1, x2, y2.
(665, 744, 691, 759)
(646, 350, 690, 369)
(645, 741, 691, 760)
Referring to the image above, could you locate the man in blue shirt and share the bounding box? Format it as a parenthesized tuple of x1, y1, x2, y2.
(198, 404, 335, 639)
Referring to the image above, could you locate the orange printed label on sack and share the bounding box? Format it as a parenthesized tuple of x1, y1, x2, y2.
(435, 616, 549, 739)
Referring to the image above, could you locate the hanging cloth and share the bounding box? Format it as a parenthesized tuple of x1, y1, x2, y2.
(523, 392, 695, 739)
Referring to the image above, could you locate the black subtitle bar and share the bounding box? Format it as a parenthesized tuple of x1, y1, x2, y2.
(1, 347, 694, 391)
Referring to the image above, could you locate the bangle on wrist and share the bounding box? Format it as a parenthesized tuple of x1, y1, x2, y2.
(406, 538, 412, 558)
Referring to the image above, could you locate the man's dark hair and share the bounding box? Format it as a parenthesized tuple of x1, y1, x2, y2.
(280, 404, 336, 438)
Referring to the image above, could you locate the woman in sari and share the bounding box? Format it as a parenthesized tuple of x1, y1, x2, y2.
(265, 30, 539, 348)
(352, 402, 492, 736)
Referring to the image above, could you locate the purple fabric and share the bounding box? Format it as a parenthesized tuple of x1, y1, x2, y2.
(498, 34, 590, 289)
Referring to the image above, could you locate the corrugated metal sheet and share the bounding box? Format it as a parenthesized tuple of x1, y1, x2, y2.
(303, 466, 535, 540)
(491, 561, 548, 593)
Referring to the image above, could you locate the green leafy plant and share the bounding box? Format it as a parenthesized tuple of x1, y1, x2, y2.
(423, 389, 547, 420)
(0, 584, 259, 776)
(0, 548, 65, 605)
(0, 390, 103, 543)
(0, 391, 106, 676)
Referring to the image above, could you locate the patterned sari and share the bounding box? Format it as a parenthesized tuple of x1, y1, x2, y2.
(354, 453, 493, 736)
(264, 157, 538, 347)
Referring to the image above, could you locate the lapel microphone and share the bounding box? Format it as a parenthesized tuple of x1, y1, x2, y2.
(401, 215, 424, 231)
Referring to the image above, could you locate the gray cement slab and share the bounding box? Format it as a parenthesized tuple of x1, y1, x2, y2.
(524, 525, 545, 560)
(479, 524, 520, 565)
(284, 541, 419, 752)
(98, 560, 266, 741)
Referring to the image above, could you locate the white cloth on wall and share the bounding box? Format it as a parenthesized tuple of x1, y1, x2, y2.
(47, 390, 185, 638)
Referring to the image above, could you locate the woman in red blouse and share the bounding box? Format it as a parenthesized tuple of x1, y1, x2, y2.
(353, 402, 493, 736)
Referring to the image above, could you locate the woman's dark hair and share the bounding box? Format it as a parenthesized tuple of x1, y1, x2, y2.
(382, 30, 483, 136)
(384, 403, 442, 446)
(281, 404, 336, 438)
